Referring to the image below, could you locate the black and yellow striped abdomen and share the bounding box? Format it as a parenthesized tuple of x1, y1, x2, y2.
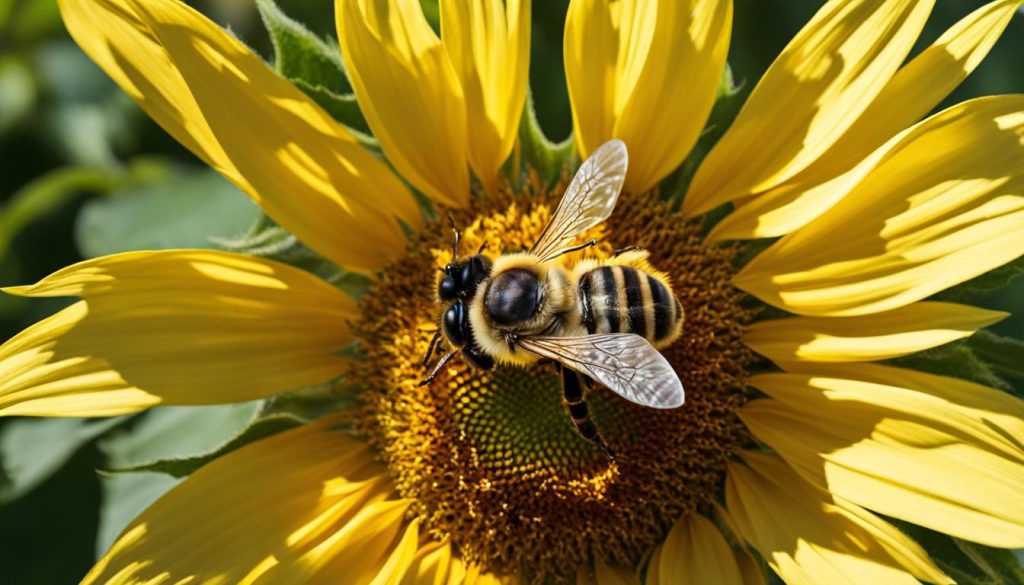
(577, 265, 683, 348)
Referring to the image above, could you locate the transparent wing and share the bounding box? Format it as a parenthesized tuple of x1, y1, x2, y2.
(518, 334, 684, 408)
(530, 139, 628, 262)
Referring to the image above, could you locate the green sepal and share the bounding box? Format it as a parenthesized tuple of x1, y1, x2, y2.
(517, 87, 575, 187)
(255, 0, 372, 137)
(886, 338, 1011, 393)
(256, 0, 348, 94)
(892, 521, 1024, 585)
(966, 330, 1024, 393)
(103, 414, 304, 479)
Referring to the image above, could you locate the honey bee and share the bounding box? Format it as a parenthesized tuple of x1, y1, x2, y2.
(422, 139, 684, 458)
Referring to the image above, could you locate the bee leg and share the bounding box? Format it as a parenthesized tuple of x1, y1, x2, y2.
(421, 329, 442, 367)
(420, 349, 458, 386)
(560, 366, 616, 460)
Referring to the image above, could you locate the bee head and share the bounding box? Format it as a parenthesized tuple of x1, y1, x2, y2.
(438, 254, 492, 302)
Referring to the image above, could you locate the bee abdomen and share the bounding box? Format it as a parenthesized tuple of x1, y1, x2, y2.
(578, 265, 682, 347)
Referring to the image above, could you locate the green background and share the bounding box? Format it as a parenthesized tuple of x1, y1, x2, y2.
(0, 0, 1022, 582)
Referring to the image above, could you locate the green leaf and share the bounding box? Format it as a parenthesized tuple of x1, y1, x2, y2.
(74, 168, 261, 258)
(966, 330, 1024, 391)
(0, 165, 119, 256)
(886, 339, 1010, 392)
(95, 472, 179, 558)
(893, 521, 1024, 585)
(0, 57, 35, 136)
(0, 416, 125, 504)
(256, 0, 350, 95)
(108, 414, 304, 479)
(98, 402, 263, 469)
(518, 88, 575, 186)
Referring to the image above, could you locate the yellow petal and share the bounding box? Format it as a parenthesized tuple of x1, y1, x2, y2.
(576, 558, 639, 585)
(369, 518, 422, 585)
(564, 0, 731, 193)
(84, 418, 410, 584)
(726, 451, 951, 585)
(744, 301, 1006, 364)
(742, 363, 1024, 547)
(735, 95, 1024, 316)
(709, 0, 1022, 240)
(59, 0, 418, 272)
(0, 250, 356, 417)
(685, 0, 934, 216)
(399, 540, 465, 585)
(337, 0, 469, 207)
(649, 513, 745, 585)
(441, 0, 529, 194)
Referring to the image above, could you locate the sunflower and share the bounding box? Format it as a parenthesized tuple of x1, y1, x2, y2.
(2, 0, 1024, 583)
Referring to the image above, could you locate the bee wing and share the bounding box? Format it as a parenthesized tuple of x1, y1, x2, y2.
(517, 334, 684, 409)
(530, 139, 628, 263)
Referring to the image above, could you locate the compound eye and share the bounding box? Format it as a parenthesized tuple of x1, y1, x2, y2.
(442, 302, 467, 346)
(484, 268, 541, 326)
(438, 275, 457, 301)
(460, 256, 491, 296)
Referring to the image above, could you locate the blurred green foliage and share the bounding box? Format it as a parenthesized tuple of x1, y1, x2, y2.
(0, 0, 1022, 582)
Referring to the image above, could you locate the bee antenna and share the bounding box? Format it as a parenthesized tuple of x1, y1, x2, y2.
(477, 242, 486, 254)
(447, 214, 461, 260)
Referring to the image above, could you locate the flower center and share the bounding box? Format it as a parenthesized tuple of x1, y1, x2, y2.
(351, 177, 756, 580)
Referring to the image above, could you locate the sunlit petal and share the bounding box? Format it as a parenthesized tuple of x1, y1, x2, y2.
(0, 250, 355, 417)
(337, 0, 469, 206)
(726, 451, 951, 585)
(565, 0, 731, 193)
(441, 0, 530, 194)
(60, 0, 418, 272)
(744, 301, 1006, 364)
(685, 0, 934, 215)
(736, 95, 1024, 316)
(742, 364, 1024, 547)
(709, 0, 1022, 240)
(84, 418, 410, 584)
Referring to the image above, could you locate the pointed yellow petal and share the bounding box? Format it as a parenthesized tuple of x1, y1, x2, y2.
(726, 451, 951, 585)
(441, 0, 529, 194)
(399, 540, 465, 585)
(369, 518, 422, 585)
(736, 95, 1024, 316)
(744, 301, 1006, 364)
(565, 0, 731, 193)
(59, 0, 417, 272)
(576, 558, 638, 585)
(649, 514, 745, 585)
(742, 363, 1024, 547)
(337, 0, 468, 207)
(84, 418, 408, 584)
(685, 0, 934, 216)
(0, 250, 355, 417)
(709, 0, 1022, 240)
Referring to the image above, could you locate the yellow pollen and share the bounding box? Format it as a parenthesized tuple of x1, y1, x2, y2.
(351, 175, 756, 581)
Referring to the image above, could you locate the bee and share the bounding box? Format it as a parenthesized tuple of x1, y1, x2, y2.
(422, 139, 684, 459)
